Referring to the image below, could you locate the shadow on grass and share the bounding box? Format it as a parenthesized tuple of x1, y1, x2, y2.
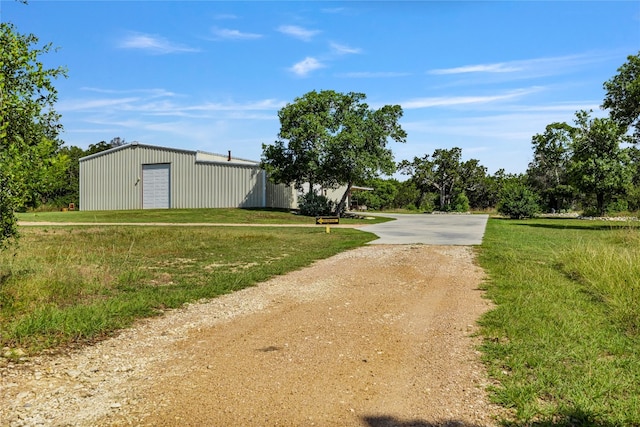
(500, 411, 619, 427)
(361, 416, 487, 427)
(362, 408, 620, 427)
(510, 221, 636, 232)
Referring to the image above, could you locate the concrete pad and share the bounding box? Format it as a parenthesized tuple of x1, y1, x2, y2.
(360, 213, 489, 245)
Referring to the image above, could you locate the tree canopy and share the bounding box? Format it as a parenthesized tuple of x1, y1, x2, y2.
(0, 21, 67, 248)
(261, 90, 406, 215)
(568, 110, 632, 216)
(527, 122, 576, 212)
(398, 147, 495, 212)
(602, 51, 640, 141)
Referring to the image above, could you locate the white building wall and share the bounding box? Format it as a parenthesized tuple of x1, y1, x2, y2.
(265, 180, 298, 210)
(79, 144, 288, 211)
(79, 143, 343, 211)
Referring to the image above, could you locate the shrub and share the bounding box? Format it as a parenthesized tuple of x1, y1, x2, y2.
(497, 182, 540, 219)
(453, 192, 470, 212)
(298, 192, 335, 217)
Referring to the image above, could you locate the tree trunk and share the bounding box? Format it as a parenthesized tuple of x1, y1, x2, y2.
(335, 182, 353, 217)
(597, 192, 605, 216)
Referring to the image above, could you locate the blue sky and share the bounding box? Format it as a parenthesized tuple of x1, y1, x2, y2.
(3, 1, 639, 175)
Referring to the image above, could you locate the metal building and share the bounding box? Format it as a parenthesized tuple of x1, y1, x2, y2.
(79, 143, 298, 211)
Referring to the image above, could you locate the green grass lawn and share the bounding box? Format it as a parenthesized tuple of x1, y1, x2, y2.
(0, 223, 377, 355)
(477, 218, 640, 426)
(16, 207, 390, 224)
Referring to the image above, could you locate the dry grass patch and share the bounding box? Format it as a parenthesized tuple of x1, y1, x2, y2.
(0, 225, 376, 354)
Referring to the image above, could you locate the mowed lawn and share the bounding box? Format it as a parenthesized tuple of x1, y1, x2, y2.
(478, 218, 640, 426)
(1, 209, 382, 354)
(15, 207, 388, 225)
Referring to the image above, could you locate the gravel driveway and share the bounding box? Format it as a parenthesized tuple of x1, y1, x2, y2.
(2, 216, 501, 426)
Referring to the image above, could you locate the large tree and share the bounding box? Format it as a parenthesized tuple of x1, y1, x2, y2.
(399, 147, 474, 211)
(459, 158, 489, 210)
(568, 110, 632, 216)
(527, 122, 576, 212)
(0, 22, 66, 247)
(261, 90, 406, 216)
(602, 51, 640, 141)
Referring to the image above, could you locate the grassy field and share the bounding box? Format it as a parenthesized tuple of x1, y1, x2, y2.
(477, 218, 640, 426)
(16, 207, 389, 224)
(1, 210, 379, 355)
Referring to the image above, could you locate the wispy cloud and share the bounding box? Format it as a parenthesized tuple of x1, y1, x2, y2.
(401, 88, 543, 109)
(430, 63, 521, 75)
(80, 87, 178, 98)
(330, 42, 362, 55)
(211, 27, 263, 40)
(58, 97, 141, 112)
(429, 52, 615, 77)
(60, 88, 284, 117)
(277, 25, 321, 41)
(117, 32, 198, 54)
(289, 57, 325, 77)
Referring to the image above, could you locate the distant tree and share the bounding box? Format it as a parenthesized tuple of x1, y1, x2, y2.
(481, 169, 509, 210)
(626, 146, 640, 211)
(38, 145, 84, 207)
(86, 137, 126, 155)
(399, 147, 484, 212)
(353, 178, 399, 211)
(429, 147, 463, 210)
(0, 21, 66, 247)
(602, 51, 640, 141)
(31, 137, 128, 210)
(497, 179, 540, 219)
(393, 180, 423, 210)
(459, 158, 489, 210)
(568, 110, 632, 216)
(527, 122, 577, 212)
(261, 90, 406, 216)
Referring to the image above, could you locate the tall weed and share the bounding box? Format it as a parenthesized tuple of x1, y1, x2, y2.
(558, 228, 640, 336)
(478, 219, 640, 425)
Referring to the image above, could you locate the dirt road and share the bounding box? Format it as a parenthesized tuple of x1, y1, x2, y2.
(1, 244, 502, 427)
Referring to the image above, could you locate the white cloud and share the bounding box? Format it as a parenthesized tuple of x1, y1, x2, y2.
(429, 52, 616, 77)
(58, 97, 141, 112)
(211, 27, 263, 40)
(330, 42, 362, 55)
(401, 88, 543, 109)
(80, 87, 178, 98)
(60, 89, 285, 118)
(117, 32, 198, 54)
(277, 25, 320, 41)
(289, 57, 325, 76)
(430, 63, 521, 75)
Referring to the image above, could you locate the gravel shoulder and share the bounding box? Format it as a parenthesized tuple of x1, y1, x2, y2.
(1, 244, 503, 427)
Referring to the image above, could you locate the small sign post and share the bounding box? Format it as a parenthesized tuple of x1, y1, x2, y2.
(316, 216, 339, 233)
(315, 216, 340, 225)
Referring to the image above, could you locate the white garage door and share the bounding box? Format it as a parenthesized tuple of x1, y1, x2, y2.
(142, 163, 170, 209)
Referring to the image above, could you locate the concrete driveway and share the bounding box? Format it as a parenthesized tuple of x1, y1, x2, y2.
(360, 213, 489, 245)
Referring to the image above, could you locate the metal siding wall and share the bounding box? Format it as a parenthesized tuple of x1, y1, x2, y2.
(192, 162, 264, 208)
(79, 148, 138, 210)
(265, 181, 298, 209)
(80, 145, 297, 210)
(80, 146, 194, 211)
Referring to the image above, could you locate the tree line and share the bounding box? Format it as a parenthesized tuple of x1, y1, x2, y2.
(261, 51, 640, 218)
(2, 4, 639, 249)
